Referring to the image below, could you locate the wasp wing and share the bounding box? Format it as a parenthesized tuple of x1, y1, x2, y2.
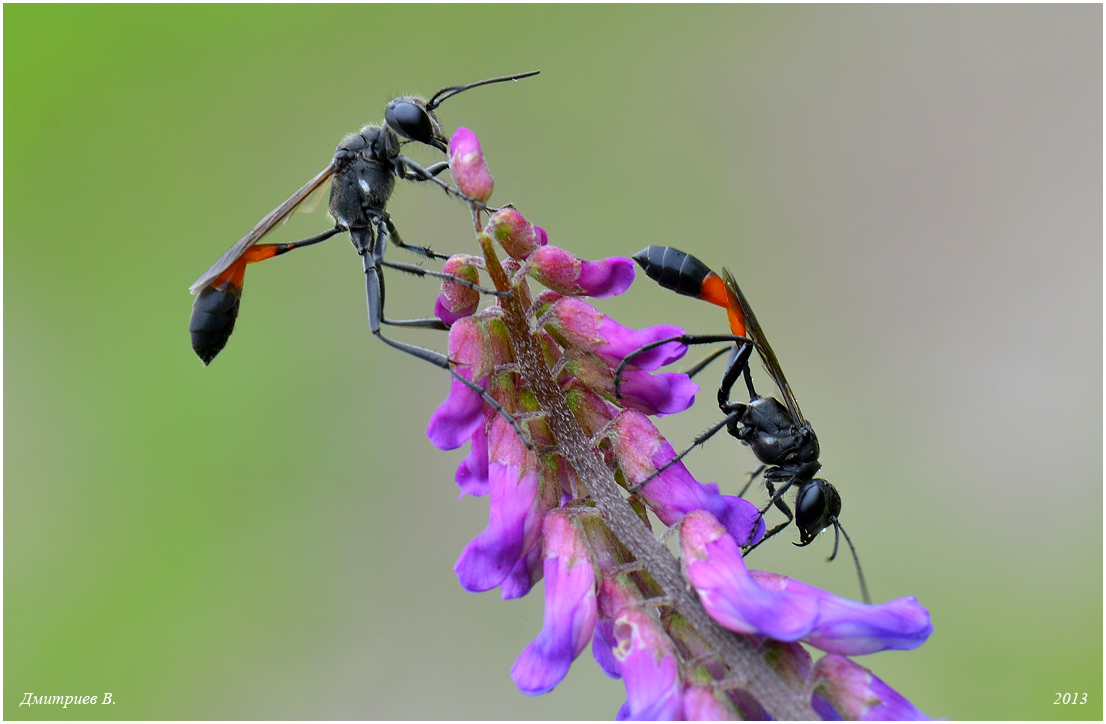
(283, 173, 330, 219)
(189, 162, 337, 293)
(720, 267, 805, 425)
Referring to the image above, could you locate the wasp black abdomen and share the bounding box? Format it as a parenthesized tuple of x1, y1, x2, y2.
(632, 245, 714, 299)
(190, 285, 241, 365)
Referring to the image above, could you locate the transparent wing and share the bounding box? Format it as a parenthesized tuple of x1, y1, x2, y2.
(189, 163, 336, 293)
(721, 267, 805, 424)
(282, 174, 329, 220)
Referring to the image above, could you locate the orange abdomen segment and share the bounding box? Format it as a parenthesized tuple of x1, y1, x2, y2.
(699, 273, 746, 337)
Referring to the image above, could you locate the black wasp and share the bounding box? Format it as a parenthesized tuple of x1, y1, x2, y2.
(617, 245, 869, 603)
(189, 71, 540, 371)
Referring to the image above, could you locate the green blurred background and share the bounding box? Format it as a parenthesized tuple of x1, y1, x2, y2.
(5, 5, 1101, 720)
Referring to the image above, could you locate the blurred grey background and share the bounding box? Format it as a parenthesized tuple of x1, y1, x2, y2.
(5, 5, 1101, 720)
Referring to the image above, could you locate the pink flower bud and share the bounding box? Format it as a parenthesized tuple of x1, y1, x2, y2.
(485, 207, 541, 260)
(448, 127, 493, 202)
(564, 384, 617, 437)
(528, 246, 635, 298)
(434, 254, 481, 325)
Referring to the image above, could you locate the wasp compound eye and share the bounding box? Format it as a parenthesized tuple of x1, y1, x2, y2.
(385, 100, 435, 144)
(795, 482, 827, 536)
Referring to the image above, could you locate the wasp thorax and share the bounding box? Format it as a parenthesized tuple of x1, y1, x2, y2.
(333, 130, 369, 159)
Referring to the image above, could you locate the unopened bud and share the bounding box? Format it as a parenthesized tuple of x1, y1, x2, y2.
(449, 127, 493, 202)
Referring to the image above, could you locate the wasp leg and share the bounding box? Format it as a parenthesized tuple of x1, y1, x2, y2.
(626, 409, 743, 494)
(716, 340, 755, 410)
(743, 478, 796, 551)
(382, 317, 450, 330)
(381, 213, 449, 260)
(380, 259, 509, 298)
(396, 155, 487, 209)
(262, 225, 347, 256)
(681, 346, 732, 381)
(356, 221, 532, 449)
(613, 333, 750, 398)
(737, 464, 767, 498)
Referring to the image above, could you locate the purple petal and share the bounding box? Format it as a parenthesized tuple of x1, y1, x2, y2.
(812, 694, 844, 721)
(453, 433, 539, 592)
(455, 422, 489, 498)
(511, 512, 598, 695)
(501, 544, 543, 600)
(592, 624, 621, 679)
(427, 375, 485, 451)
(616, 370, 698, 416)
(612, 608, 683, 720)
(813, 654, 930, 720)
(448, 127, 493, 202)
(594, 318, 687, 370)
(680, 510, 819, 641)
(749, 572, 934, 655)
(576, 256, 635, 298)
(434, 295, 467, 326)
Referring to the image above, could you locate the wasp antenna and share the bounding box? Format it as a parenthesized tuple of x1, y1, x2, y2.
(427, 71, 541, 110)
(834, 519, 871, 605)
(828, 523, 841, 562)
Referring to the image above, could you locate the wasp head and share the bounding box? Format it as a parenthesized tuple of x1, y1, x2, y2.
(794, 478, 841, 547)
(384, 97, 447, 152)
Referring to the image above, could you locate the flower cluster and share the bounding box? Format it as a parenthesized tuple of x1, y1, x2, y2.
(424, 128, 933, 719)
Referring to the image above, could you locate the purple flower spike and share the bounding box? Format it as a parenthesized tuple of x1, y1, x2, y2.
(612, 411, 764, 545)
(486, 207, 540, 260)
(616, 369, 699, 417)
(528, 246, 636, 299)
(454, 418, 542, 592)
(449, 127, 493, 202)
(680, 510, 819, 641)
(813, 654, 930, 721)
(454, 421, 489, 498)
(749, 572, 934, 655)
(612, 608, 684, 720)
(435, 254, 481, 325)
(511, 511, 598, 695)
